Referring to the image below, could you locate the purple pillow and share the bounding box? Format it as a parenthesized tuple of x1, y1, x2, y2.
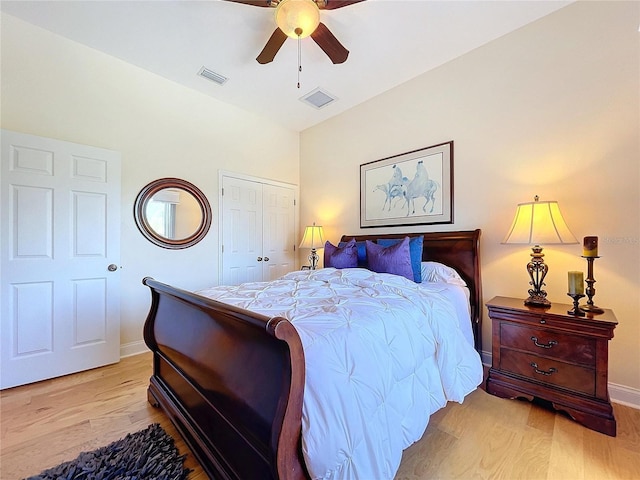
(338, 239, 368, 267)
(377, 236, 423, 282)
(365, 237, 414, 281)
(324, 239, 358, 269)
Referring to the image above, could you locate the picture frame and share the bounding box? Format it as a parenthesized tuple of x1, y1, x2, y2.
(360, 141, 453, 228)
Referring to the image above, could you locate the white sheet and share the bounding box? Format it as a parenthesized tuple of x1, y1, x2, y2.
(197, 267, 483, 480)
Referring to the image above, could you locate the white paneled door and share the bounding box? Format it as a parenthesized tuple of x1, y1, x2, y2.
(1, 130, 121, 389)
(221, 175, 296, 285)
(262, 184, 297, 281)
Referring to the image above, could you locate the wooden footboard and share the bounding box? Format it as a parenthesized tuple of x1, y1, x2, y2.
(142, 277, 307, 480)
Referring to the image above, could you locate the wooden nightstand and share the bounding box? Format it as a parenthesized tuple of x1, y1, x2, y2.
(486, 296, 617, 436)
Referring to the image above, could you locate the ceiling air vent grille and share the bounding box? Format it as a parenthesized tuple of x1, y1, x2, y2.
(300, 88, 337, 109)
(198, 66, 228, 86)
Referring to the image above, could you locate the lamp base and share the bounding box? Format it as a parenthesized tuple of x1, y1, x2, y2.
(308, 248, 320, 270)
(524, 295, 551, 308)
(524, 245, 551, 308)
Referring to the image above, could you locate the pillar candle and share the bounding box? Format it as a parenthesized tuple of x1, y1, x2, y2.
(583, 236, 598, 257)
(568, 271, 584, 295)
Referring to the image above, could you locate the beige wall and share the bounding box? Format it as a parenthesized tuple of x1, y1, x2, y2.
(300, 1, 640, 393)
(0, 14, 300, 348)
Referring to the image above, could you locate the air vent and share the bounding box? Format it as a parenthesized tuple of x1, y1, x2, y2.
(300, 88, 337, 109)
(197, 66, 228, 86)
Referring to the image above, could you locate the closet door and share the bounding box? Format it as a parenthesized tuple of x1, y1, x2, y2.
(221, 176, 264, 285)
(221, 175, 297, 285)
(262, 184, 296, 281)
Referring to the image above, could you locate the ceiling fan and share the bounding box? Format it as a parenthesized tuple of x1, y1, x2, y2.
(224, 0, 366, 65)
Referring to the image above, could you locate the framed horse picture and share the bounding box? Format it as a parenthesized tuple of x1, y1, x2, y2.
(360, 141, 454, 228)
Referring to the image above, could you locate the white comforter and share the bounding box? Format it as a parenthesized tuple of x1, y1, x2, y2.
(197, 267, 483, 480)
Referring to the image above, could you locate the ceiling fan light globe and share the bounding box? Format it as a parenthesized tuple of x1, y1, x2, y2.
(275, 0, 320, 39)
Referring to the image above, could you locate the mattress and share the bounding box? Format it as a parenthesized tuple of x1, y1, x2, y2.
(197, 267, 483, 480)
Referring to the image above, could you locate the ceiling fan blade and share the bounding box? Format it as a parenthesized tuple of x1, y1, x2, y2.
(317, 0, 366, 10)
(256, 28, 288, 64)
(310, 22, 349, 64)
(223, 0, 273, 7)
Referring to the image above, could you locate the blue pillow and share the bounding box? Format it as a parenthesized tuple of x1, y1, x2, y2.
(324, 239, 358, 269)
(365, 237, 414, 281)
(339, 239, 367, 267)
(377, 236, 424, 282)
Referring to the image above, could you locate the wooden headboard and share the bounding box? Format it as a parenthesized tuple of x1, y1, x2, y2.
(339, 229, 482, 353)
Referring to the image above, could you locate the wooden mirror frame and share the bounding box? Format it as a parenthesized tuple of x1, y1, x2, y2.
(133, 177, 212, 249)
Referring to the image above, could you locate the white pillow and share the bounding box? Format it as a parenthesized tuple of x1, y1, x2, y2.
(420, 261, 467, 286)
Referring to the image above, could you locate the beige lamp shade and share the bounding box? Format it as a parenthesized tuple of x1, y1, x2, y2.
(502, 196, 577, 245)
(275, 0, 320, 39)
(299, 223, 325, 249)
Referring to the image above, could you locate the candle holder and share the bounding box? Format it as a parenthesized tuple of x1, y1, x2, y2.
(581, 256, 605, 314)
(567, 293, 586, 316)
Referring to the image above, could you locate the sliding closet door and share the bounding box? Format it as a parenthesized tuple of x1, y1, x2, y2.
(220, 174, 297, 285)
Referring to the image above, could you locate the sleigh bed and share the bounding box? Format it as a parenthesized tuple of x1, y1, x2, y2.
(143, 229, 482, 480)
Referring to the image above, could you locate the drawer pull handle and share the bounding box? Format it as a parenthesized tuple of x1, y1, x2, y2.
(531, 336, 558, 349)
(530, 362, 557, 376)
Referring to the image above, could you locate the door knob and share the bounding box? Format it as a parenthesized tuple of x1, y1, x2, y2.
(264, 256, 270, 262)
(107, 264, 118, 272)
(257, 257, 263, 262)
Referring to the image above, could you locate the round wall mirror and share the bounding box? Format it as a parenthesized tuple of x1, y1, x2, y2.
(134, 178, 212, 249)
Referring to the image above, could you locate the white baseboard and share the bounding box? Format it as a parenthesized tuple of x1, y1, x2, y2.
(609, 382, 640, 409)
(120, 340, 148, 358)
(481, 349, 492, 367)
(480, 350, 640, 410)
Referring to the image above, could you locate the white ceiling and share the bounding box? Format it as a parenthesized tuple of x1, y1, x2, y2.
(1, 0, 572, 132)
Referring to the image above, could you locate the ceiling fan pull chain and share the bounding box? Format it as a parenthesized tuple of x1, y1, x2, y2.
(297, 32, 302, 88)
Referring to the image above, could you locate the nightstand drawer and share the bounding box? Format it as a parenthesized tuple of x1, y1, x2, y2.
(500, 323, 596, 366)
(500, 348, 595, 396)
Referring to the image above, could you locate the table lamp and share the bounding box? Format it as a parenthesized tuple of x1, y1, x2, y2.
(502, 195, 577, 307)
(299, 222, 325, 270)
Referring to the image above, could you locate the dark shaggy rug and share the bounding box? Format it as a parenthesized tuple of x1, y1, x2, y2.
(25, 423, 191, 480)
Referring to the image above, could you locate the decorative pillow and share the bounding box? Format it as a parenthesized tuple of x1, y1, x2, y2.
(324, 239, 358, 269)
(377, 236, 424, 283)
(365, 237, 414, 281)
(338, 239, 368, 267)
(420, 261, 467, 286)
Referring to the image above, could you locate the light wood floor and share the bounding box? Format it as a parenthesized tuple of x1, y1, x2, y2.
(2, 353, 639, 480)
